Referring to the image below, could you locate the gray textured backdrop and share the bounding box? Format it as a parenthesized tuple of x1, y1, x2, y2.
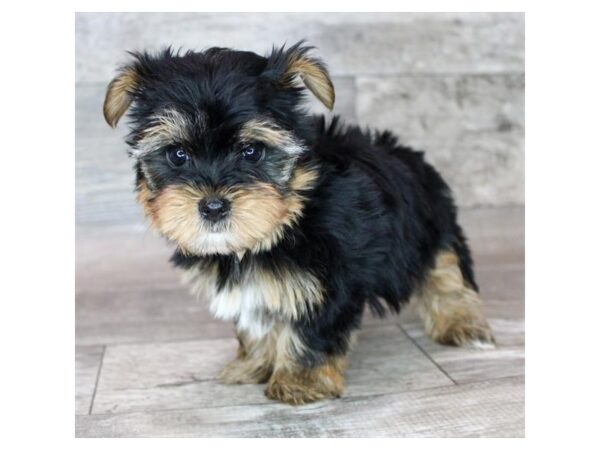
(75, 12, 524, 226)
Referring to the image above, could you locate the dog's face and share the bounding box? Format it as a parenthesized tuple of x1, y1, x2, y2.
(103, 43, 334, 256)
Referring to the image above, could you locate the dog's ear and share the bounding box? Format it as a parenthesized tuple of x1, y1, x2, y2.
(103, 67, 139, 128)
(264, 42, 335, 110)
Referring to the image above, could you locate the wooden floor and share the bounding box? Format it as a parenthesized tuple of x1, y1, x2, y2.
(75, 206, 524, 438)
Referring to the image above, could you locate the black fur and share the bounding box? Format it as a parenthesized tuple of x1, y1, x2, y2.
(112, 42, 477, 369)
(173, 116, 476, 366)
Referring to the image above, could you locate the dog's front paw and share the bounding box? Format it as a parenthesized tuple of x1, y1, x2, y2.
(217, 359, 271, 385)
(265, 368, 343, 405)
(265, 379, 333, 405)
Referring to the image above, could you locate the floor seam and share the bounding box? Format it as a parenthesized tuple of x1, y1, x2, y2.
(88, 345, 106, 415)
(397, 323, 458, 385)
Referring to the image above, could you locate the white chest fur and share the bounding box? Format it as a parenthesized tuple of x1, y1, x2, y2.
(182, 262, 323, 340)
(209, 283, 276, 339)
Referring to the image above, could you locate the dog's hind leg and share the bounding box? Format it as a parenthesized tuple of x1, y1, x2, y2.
(413, 250, 495, 348)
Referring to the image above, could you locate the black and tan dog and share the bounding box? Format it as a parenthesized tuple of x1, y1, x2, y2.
(103, 42, 495, 405)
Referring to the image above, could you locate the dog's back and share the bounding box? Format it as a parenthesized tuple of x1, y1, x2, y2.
(296, 115, 476, 307)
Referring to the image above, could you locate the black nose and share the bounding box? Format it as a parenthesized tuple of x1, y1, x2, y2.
(199, 198, 230, 222)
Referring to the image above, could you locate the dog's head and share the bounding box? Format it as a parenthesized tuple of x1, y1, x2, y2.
(103, 42, 334, 256)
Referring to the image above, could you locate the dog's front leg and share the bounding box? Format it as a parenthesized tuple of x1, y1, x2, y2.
(264, 324, 347, 405)
(217, 329, 275, 384)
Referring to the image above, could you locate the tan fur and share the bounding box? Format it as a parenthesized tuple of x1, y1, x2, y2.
(239, 119, 306, 155)
(265, 356, 346, 405)
(239, 119, 290, 146)
(285, 57, 335, 110)
(218, 323, 345, 405)
(272, 322, 310, 372)
(136, 179, 154, 219)
(413, 250, 495, 347)
(132, 109, 195, 158)
(218, 330, 276, 384)
(147, 183, 207, 253)
(183, 257, 323, 325)
(289, 165, 320, 192)
(137, 166, 318, 256)
(103, 69, 138, 128)
(255, 267, 323, 317)
(229, 182, 294, 248)
(218, 323, 304, 384)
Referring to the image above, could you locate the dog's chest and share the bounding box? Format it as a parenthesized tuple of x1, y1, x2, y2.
(183, 260, 323, 339)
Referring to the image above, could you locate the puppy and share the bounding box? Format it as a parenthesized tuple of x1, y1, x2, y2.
(103, 42, 495, 405)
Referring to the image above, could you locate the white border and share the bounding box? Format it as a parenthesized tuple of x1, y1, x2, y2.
(5, 0, 600, 446)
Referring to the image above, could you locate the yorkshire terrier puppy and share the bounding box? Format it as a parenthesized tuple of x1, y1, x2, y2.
(103, 41, 495, 405)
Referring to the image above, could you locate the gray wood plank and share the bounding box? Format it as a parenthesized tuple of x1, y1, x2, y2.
(478, 267, 525, 305)
(459, 206, 525, 268)
(76, 226, 175, 291)
(76, 280, 233, 346)
(77, 375, 524, 437)
(75, 346, 104, 415)
(76, 12, 523, 83)
(347, 326, 453, 395)
(91, 326, 452, 415)
(76, 318, 234, 347)
(357, 75, 524, 207)
(76, 83, 138, 226)
(76, 226, 234, 345)
(400, 314, 524, 385)
(76, 287, 213, 325)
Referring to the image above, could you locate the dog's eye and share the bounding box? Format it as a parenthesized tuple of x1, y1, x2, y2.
(166, 147, 189, 167)
(240, 144, 263, 162)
